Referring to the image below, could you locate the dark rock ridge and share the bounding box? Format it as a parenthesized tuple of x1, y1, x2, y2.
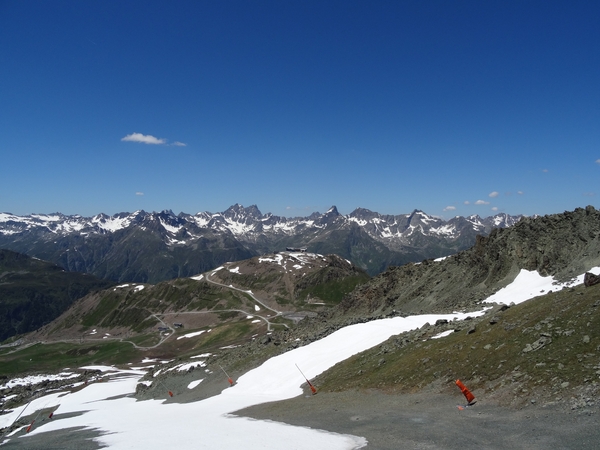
(0, 205, 523, 283)
(315, 205, 600, 324)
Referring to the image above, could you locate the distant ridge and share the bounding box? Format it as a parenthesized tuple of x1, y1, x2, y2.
(0, 205, 524, 283)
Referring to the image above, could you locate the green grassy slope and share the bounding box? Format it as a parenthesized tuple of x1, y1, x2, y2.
(0, 249, 114, 341)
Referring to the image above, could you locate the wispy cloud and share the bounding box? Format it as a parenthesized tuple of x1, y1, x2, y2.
(475, 199, 490, 205)
(443, 205, 456, 212)
(464, 200, 470, 205)
(122, 133, 166, 145)
(489, 191, 499, 198)
(121, 133, 187, 146)
(542, 168, 549, 173)
(491, 206, 498, 211)
(135, 192, 144, 196)
(517, 191, 524, 195)
(596, 159, 600, 165)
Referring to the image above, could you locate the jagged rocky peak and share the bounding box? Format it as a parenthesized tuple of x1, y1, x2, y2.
(223, 203, 263, 220)
(348, 207, 377, 219)
(92, 212, 111, 221)
(325, 205, 340, 216)
(405, 209, 441, 226)
(491, 212, 524, 227)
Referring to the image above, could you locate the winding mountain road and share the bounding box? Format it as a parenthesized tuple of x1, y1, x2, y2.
(203, 269, 289, 331)
(3, 269, 290, 353)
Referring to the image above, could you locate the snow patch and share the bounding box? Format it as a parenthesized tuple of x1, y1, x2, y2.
(187, 379, 203, 389)
(177, 330, 208, 340)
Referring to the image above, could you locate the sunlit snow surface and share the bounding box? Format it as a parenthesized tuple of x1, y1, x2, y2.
(483, 267, 600, 305)
(2, 311, 485, 449)
(2, 267, 599, 449)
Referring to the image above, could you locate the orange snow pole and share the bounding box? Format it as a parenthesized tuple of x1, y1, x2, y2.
(455, 379, 475, 404)
(26, 400, 46, 433)
(295, 364, 317, 395)
(219, 365, 235, 386)
(157, 379, 173, 397)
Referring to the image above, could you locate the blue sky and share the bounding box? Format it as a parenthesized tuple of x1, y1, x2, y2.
(1, 1, 599, 219)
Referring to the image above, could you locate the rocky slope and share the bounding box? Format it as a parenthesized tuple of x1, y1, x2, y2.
(327, 205, 600, 322)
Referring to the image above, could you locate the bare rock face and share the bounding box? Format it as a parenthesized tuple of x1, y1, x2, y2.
(584, 272, 600, 287)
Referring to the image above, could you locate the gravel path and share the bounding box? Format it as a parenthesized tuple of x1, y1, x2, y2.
(237, 389, 600, 449)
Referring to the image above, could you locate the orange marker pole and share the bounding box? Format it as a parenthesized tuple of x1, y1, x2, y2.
(219, 365, 234, 386)
(295, 364, 317, 395)
(158, 380, 173, 397)
(5, 398, 33, 438)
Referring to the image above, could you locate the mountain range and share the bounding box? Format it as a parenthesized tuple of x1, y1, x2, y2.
(0, 204, 523, 283)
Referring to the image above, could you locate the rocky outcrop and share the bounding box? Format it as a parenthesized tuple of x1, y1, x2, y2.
(584, 271, 600, 287)
(312, 206, 600, 323)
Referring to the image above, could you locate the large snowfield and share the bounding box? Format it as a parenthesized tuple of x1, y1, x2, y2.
(1, 267, 598, 449)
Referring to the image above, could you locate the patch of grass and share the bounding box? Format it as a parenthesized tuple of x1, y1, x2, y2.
(217, 310, 242, 321)
(130, 314, 159, 333)
(297, 275, 369, 305)
(126, 333, 161, 347)
(0, 341, 140, 378)
(274, 295, 291, 305)
(218, 272, 281, 290)
(196, 322, 254, 351)
(81, 294, 121, 327)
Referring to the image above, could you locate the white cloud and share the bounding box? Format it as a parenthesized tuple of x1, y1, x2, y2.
(596, 159, 600, 165)
(475, 200, 490, 205)
(443, 206, 456, 211)
(542, 169, 549, 173)
(121, 133, 167, 145)
(489, 191, 499, 198)
(517, 191, 524, 195)
(491, 207, 498, 211)
(135, 192, 144, 196)
(464, 201, 470, 205)
(172, 141, 187, 147)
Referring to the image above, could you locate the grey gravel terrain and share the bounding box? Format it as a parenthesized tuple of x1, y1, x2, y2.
(238, 389, 600, 449)
(2, 369, 599, 449)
